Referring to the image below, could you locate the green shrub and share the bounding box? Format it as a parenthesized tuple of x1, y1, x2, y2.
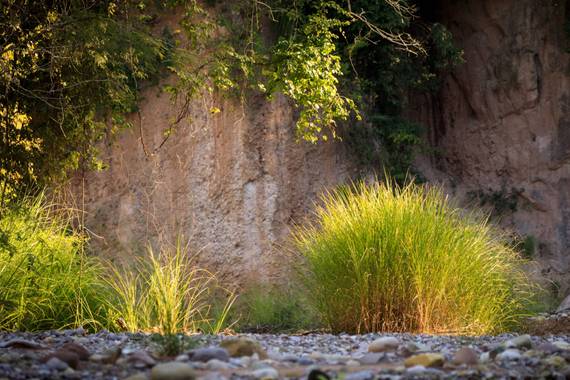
(294, 180, 536, 335)
(233, 283, 319, 333)
(0, 195, 108, 331)
(105, 242, 236, 335)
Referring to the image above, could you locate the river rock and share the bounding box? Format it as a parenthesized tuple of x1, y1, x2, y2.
(45, 351, 80, 369)
(345, 370, 374, 380)
(151, 362, 196, 380)
(537, 342, 562, 354)
(368, 337, 400, 353)
(497, 349, 521, 361)
(220, 338, 267, 359)
(452, 347, 479, 365)
(357, 353, 384, 365)
(505, 335, 532, 349)
(252, 367, 279, 379)
(189, 347, 230, 362)
(206, 358, 232, 370)
(124, 373, 149, 380)
(128, 351, 156, 367)
(404, 353, 445, 368)
(553, 341, 570, 351)
(545, 355, 566, 367)
(0, 339, 45, 349)
(60, 342, 90, 360)
(45, 357, 69, 371)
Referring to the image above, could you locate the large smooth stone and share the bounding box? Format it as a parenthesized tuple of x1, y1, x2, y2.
(452, 347, 479, 365)
(219, 338, 267, 359)
(504, 335, 532, 349)
(368, 337, 400, 353)
(151, 362, 196, 380)
(188, 347, 230, 362)
(404, 353, 445, 368)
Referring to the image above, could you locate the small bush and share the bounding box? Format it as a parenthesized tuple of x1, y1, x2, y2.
(294, 180, 536, 335)
(149, 333, 200, 357)
(233, 283, 318, 333)
(105, 241, 236, 335)
(0, 195, 107, 331)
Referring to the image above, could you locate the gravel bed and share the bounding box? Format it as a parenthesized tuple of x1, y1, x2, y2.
(0, 327, 569, 380)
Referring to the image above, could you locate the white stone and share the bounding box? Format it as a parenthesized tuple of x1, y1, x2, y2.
(175, 354, 189, 362)
(553, 341, 570, 350)
(368, 337, 400, 352)
(252, 367, 279, 380)
(497, 349, 521, 361)
(406, 365, 427, 374)
(504, 335, 532, 349)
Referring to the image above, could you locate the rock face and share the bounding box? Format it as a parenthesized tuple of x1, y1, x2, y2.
(75, 0, 570, 290)
(413, 0, 570, 293)
(74, 85, 354, 283)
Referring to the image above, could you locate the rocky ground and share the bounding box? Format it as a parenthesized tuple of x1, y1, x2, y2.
(1, 324, 570, 380)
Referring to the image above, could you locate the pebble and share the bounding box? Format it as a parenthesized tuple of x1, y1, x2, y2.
(0, 339, 45, 349)
(400, 342, 430, 356)
(357, 352, 383, 365)
(252, 367, 279, 379)
(47, 350, 80, 369)
(479, 352, 491, 363)
(553, 340, 570, 350)
(496, 349, 522, 361)
(368, 337, 400, 352)
(344, 370, 374, 380)
(128, 350, 157, 367)
(404, 353, 445, 368)
(405, 365, 427, 375)
(505, 335, 532, 349)
(206, 358, 232, 370)
(452, 347, 479, 365)
(545, 355, 566, 367)
(188, 347, 230, 362)
(123, 373, 149, 380)
(537, 342, 562, 354)
(45, 357, 69, 371)
(220, 338, 267, 359)
(1, 330, 570, 379)
(176, 354, 190, 362)
(59, 342, 90, 360)
(151, 362, 196, 380)
(345, 359, 360, 367)
(298, 357, 315, 366)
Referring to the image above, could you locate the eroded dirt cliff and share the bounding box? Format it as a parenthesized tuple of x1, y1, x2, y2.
(414, 0, 570, 294)
(76, 83, 355, 284)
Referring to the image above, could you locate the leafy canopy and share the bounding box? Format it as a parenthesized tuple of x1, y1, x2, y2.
(0, 0, 462, 201)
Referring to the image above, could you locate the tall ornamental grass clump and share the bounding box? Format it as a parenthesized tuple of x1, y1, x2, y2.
(294, 180, 535, 335)
(0, 195, 107, 331)
(105, 242, 236, 335)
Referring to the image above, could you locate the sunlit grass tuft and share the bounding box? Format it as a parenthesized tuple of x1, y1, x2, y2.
(105, 241, 236, 335)
(0, 194, 107, 331)
(294, 179, 537, 335)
